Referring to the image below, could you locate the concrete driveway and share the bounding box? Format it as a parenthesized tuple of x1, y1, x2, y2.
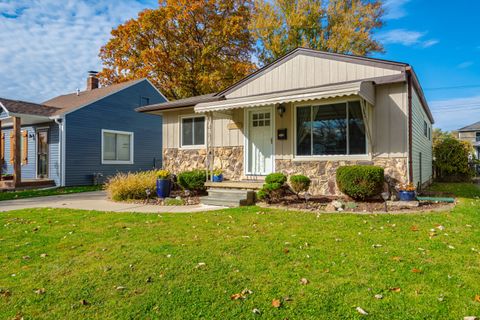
(0, 191, 224, 213)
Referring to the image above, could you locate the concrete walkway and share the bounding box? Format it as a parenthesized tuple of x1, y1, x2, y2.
(0, 191, 225, 213)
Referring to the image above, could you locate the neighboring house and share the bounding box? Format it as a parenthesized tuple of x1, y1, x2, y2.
(0, 72, 166, 189)
(457, 121, 480, 159)
(138, 48, 434, 195)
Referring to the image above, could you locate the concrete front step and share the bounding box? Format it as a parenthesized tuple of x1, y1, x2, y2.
(200, 188, 257, 207)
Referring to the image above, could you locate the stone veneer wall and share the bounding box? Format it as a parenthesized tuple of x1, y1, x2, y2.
(164, 147, 408, 196)
(275, 158, 408, 196)
(163, 147, 243, 180)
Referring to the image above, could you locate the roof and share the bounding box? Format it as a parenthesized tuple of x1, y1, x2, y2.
(0, 97, 61, 117)
(136, 93, 224, 113)
(43, 78, 146, 116)
(458, 121, 480, 132)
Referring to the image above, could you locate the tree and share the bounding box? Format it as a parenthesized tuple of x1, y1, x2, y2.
(433, 133, 474, 181)
(250, 0, 384, 65)
(98, 0, 256, 100)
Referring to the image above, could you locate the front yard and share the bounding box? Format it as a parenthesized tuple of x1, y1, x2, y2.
(1, 183, 480, 319)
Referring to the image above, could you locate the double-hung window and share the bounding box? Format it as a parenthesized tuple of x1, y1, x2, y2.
(102, 129, 134, 164)
(181, 116, 205, 147)
(296, 101, 367, 156)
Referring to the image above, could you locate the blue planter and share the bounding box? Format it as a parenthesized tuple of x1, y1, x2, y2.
(398, 190, 416, 201)
(212, 174, 223, 182)
(156, 179, 171, 198)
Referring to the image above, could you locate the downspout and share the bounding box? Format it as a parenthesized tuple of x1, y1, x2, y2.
(54, 117, 64, 186)
(406, 68, 414, 184)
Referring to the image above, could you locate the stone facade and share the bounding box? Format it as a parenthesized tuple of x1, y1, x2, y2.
(164, 146, 408, 196)
(163, 147, 243, 180)
(275, 157, 408, 196)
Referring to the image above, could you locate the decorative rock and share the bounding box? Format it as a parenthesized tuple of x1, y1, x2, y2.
(387, 200, 420, 208)
(332, 200, 344, 209)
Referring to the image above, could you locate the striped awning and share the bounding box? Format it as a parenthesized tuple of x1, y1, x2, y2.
(195, 81, 375, 113)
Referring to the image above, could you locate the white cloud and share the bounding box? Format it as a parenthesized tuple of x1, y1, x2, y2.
(377, 29, 439, 48)
(458, 61, 474, 69)
(383, 0, 410, 20)
(0, 0, 157, 102)
(430, 96, 480, 131)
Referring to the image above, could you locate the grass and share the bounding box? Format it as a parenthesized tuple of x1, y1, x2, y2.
(0, 185, 103, 201)
(1, 183, 480, 319)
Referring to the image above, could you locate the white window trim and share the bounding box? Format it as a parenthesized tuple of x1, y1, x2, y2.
(293, 99, 370, 159)
(101, 129, 134, 165)
(179, 114, 206, 149)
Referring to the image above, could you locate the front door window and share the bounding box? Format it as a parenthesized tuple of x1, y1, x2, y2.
(37, 130, 48, 179)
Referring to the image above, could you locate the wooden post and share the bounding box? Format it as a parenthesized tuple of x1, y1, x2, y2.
(12, 116, 21, 187)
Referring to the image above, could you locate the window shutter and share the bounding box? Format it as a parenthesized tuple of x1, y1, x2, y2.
(22, 130, 28, 165)
(0, 133, 4, 163)
(9, 132, 14, 164)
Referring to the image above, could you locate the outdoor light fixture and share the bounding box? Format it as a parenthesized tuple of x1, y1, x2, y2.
(277, 103, 286, 117)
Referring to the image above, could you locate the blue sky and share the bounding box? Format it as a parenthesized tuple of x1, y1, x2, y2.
(0, 0, 479, 131)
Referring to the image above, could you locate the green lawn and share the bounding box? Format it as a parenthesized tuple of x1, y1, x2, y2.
(0, 185, 103, 201)
(1, 183, 480, 319)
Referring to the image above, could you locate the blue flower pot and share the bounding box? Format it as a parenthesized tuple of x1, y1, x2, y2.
(156, 179, 171, 198)
(398, 190, 416, 201)
(212, 174, 223, 182)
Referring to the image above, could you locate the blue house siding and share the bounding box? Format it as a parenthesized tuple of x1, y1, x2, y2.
(64, 80, 164, 186)
(1, 122, 60, 185)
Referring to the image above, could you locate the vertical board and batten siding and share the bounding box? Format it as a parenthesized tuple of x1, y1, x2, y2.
(1, 123, 60, 185)
(373, 83, 408, 158)
(226, 53, 402, 99)
(162, 108, 244, 149)
(64, 80, 165, 186)
(411, 88, 433, 186)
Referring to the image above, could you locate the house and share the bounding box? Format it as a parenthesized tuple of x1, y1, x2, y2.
(457, 121, 480, 159)
(137, 48, 434, 196)
(0, 72, 166, 189)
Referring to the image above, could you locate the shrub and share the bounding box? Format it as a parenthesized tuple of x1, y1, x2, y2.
(289, 175, 311, 197)
(434, 136, 474, 182)
(177, 170, 207, 194)
(105, 170, 158, 201)
(336, 165, 384, 200)
(257, 172, 287, 203)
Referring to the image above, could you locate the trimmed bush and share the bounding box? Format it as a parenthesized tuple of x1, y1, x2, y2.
(177, 170, 207, 194)
(257, 172, 287, 203)
(105, 170, 158, 201)
(434, 136, 474, 182)
(289, 175, 311, 196)
(265, 173, 287, 185)
(336, 165, 384, 200)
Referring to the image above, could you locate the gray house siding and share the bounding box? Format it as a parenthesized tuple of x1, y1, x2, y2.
(1, 122, 60, 185)
(64, 80, 165, 186)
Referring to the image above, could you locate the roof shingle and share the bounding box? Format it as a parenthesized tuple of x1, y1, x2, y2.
(0, 98, 61, 117)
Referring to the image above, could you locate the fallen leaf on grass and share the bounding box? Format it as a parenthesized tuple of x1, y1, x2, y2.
(474, 295, 480, 303)
(115, 286, 126, 291)
(300, 278, 309, 285)
(283, 248, 289, 254)
(40, 253, 48, 258)
(34, 288, 46, 295)
(390, 287, 401, 293)
(356, 307, 368, 315)
(79, 299, 89, 306)
(392, 256, 402, 262)
(411, 225, 419, 231)
(374, 294, 383, 299)
(271, 299, 281, 308)
(230, 293, 245, 300)
(412, 268, 422, 273)
(252, 308, 261, 314)
(0, 288, 11, 297)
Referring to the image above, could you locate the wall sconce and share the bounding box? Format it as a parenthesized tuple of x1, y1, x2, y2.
(277, 103, 286, 117)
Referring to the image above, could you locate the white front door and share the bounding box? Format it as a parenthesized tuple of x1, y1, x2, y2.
(247, 107, 274, 175)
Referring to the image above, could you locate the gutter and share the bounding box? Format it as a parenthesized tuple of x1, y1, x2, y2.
(406, 69, 414, 184)
(53, 116, 65, 186)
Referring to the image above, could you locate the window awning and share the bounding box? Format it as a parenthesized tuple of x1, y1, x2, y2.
(195, 81, 375, 113)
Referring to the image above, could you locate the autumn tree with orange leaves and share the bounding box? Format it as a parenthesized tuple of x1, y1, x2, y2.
(98, 0, 256, 100)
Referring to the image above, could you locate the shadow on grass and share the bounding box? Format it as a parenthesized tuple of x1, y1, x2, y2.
(425, 182, 480, 199)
